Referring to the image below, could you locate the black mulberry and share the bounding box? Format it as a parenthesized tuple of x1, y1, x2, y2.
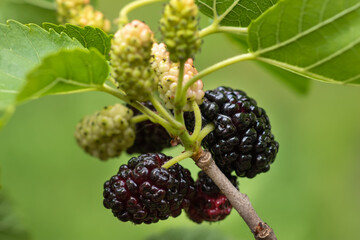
(186, 87, 279, 178)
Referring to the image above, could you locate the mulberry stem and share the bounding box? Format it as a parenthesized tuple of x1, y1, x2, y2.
(190, 101, 202, 142)
(180, 53, 255, 102)
(118, 0, 166, 25)
(149, 94, 183, 129)
(174, 60, 186, 112)
(162, 151, 193, 169)
(197, 123, 215, 144)
(130, 114, 149, 124)
(199, 25, 248, 38)
(194, 150, 278, 240)
(174, 61, 187, 138)
(100, 84, 176, 135)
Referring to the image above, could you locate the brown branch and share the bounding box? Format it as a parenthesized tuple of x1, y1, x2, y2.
(193, 149, 277, 240)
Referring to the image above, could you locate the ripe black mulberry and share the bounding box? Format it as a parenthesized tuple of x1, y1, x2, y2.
(186, 87, 279, 178)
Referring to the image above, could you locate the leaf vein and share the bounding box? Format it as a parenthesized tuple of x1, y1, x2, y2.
(0, 89, 18, 94)
(298, 0, 308, 33)
(344, 73, 360, 83)
(257, 57, 340, 84)
(0, 69, 23, 81)
(304, 37, 360, 70)
(20, 27, 41, 63)
(255, 2, 360, 55)
(319, 0, 330, 22)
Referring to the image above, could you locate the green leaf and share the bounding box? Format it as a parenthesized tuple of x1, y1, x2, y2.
(249, 0, 360, 84)
(0, 0, 56, 25)
(196, 0, 279, 27)
(43, 23, 113, 60)
(147, 228, 234, 240)
(17, 49, 109, 102)
(228, 34, 311, 94)
(0, 192, 31, 240)
(0, 20, 83, 127)
(21, 0, 56, 10)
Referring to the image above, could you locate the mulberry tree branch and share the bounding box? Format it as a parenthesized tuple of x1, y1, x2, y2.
(193, 149, 277, 240)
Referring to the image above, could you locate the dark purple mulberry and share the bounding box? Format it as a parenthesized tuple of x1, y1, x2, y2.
(126, 102, 173, 154)
(103, 153, 195, 224)
(186, 87, 279, 178)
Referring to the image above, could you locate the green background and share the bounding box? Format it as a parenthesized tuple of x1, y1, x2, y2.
(1, 0, 360, 239)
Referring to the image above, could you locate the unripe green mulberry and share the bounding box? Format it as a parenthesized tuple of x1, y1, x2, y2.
(56, 0, 88, 23)
(110, 20, 157, 101)
(75, 104, 135, 160)
(56, 0, 111, 32)
(151, 43, 204, 111)
(160, 0, 201, 62)
(75, 5, 111, 32)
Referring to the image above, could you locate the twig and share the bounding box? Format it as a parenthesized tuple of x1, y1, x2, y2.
(193, 149, 277, 240)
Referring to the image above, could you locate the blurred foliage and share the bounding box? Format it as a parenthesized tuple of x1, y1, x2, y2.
(146, 227, 234, 240)
(0, 192, 31, 240)
(0, 0, 56, 25)
(0, 1, 360, 240)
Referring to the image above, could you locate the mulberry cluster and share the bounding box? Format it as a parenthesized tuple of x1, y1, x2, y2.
(186, 171, 236, 223)
(103, 153, 195, 224)
(186, 87, 279, 178)
(110, 20, 157, 101)
(56, 0, 111, 32)
(160, 0, 202, 62)
(126, 102, 173, 154)
(74, 104, 135, 160)
(151, 43, 204, 111)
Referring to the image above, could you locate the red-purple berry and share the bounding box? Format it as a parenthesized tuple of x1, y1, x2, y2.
(185, 171, 235, 223)
(103, 153, 195, 224)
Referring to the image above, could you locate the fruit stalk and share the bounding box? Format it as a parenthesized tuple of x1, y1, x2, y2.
(180, 53, 255, 103)
(118, 0, 166, 25)
(194, 149, 277, 240)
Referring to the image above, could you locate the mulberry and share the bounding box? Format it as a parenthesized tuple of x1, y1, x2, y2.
(103, 153, 195, 224)
(185, 87, 279, 178)
(110, 20, 157, 101)
(186, 171, 235, 223)
(74, 104, 135, 160)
